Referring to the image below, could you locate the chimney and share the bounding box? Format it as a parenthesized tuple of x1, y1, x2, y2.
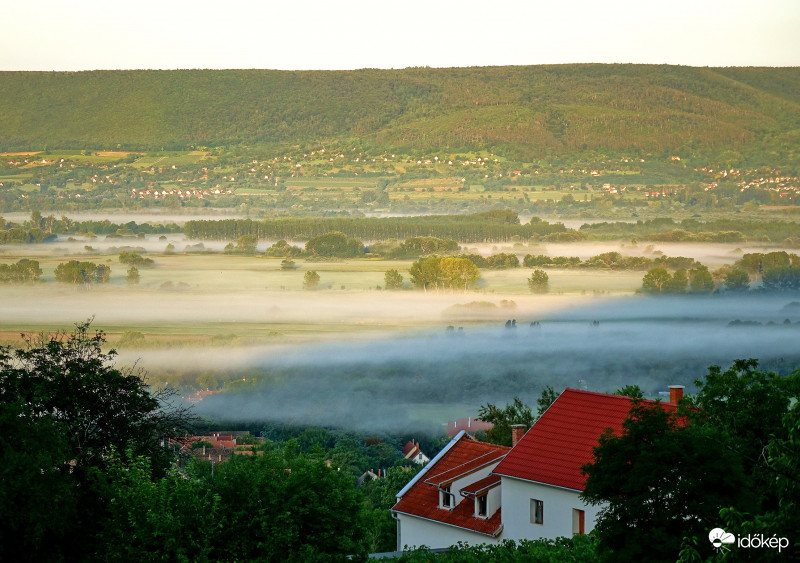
(511, 424, 526, 447)
(669, 385, 684, 404)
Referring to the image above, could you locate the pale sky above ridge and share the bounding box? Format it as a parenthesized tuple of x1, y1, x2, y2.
(2, 0, 798, 71)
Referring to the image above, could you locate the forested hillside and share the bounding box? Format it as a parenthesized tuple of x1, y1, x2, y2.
(1, 65, 799, 159)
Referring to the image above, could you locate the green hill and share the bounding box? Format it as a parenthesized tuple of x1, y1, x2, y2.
(1, 65, 799, 160)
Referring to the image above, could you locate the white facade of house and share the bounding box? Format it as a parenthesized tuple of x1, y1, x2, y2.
(500, 476, 604, 541)
(396, 514, 501, 550)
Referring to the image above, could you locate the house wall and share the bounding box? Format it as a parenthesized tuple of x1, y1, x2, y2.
(485, 485, 501, 517)
(396, 513, 500, 550)
(500, 477, 604, 541)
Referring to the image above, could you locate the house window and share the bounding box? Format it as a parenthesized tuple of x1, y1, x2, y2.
(530, 499, 544, 525)
(572, 508, 585, 535)
(476, 494, 488, 517)
(440, 486, 454, 509)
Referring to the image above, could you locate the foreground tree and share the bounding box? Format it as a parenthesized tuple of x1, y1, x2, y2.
(0, 321, 193, 561)
(581, 401, 751, 562)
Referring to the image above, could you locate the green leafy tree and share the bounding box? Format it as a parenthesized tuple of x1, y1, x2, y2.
(305, 231, 363, 258)
(54, 260, 111, 284)
(95, 455, 219, 562)
(477, 397, 536, 446)
(581, 401, 751, 562)
(719, 401, 800, 554)
(0, 321, 193, 561)
(0, 259, 42, 283)
(527, 269, 549, 293)
(210, 452, 366, 561)
(303, 269, 320, 290)
(613, 384, 644, 399)
(536, 385, 559, 416)
(685, 360, 800, 498)
(688, 264, 715, 293)
(723, 268, 750, 291)
(668, 268, 688, 293)
(641, 267, 671, 294)
(384, 269, 404, 290)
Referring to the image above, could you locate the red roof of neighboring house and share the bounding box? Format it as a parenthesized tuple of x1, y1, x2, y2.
(402, 440, 421, 458)
(493, 388, 679, 491)
(444, 417, 494, 437)
(393, 433, 509, 537)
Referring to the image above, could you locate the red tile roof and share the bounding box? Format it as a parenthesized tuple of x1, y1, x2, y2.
(425, 449, 507, 487)
(403, 440, 423, 459)
(393, 433, 509, 536)
(460, 474, 501, 497)
(493, 388, 678, 491)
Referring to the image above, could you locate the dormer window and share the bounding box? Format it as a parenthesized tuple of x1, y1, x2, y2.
(476, 494, 488, 517)
(440, 486, 454, 509)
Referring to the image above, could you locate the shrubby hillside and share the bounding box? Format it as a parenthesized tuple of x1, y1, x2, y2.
(1, 65, 799, 159)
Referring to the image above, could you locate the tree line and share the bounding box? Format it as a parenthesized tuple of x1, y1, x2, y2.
(183, 212, 566, 243)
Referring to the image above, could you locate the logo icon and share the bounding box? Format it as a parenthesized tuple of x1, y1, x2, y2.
(709, 528, 736, 553)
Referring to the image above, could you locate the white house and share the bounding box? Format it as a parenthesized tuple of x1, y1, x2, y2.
(392, 387, 683, 549)
(401, 439, 430, 465)
(392, 432, 509, 549)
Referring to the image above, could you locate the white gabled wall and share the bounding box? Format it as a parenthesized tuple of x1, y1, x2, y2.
(397, 514, 501, 550)
(500, 477, 604, 541)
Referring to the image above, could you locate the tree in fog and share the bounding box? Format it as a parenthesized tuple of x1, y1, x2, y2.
(126, 265, 140, 284)
(723, 268, 750, 291)
(641, 267, 670, 293)
(527, 269, 549, 293)
(303, 270, 320, 290)
(688, 264, 715, 293)
(384, 269, 404, 290)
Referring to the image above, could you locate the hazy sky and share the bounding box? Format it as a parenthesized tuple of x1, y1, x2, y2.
(3, 0, 798, 71)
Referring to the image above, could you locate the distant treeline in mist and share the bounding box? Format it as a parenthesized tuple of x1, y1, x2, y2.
(1, 65, 799, 161)
(184, 210, 566, 243)
(580, 217, 800, 243)
(0, 213, 180, 244)
(2, 210, 799, 247)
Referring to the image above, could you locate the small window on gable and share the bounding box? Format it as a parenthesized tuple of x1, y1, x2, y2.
(476, 494, 488, 517)
(530, 499, 544, 525)
(440, 486, 453, 509)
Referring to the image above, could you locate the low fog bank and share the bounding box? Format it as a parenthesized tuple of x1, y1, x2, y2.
(2, 286, 563, 327)
(182, 294, 800, 432)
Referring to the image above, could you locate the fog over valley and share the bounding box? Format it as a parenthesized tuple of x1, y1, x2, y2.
(119, 294, 800, 433)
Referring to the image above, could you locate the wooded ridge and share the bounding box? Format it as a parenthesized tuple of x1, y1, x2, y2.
(2, 65, 798, 159)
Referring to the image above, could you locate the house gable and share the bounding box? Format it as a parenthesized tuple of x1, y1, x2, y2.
(392, 432, 509, 545)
